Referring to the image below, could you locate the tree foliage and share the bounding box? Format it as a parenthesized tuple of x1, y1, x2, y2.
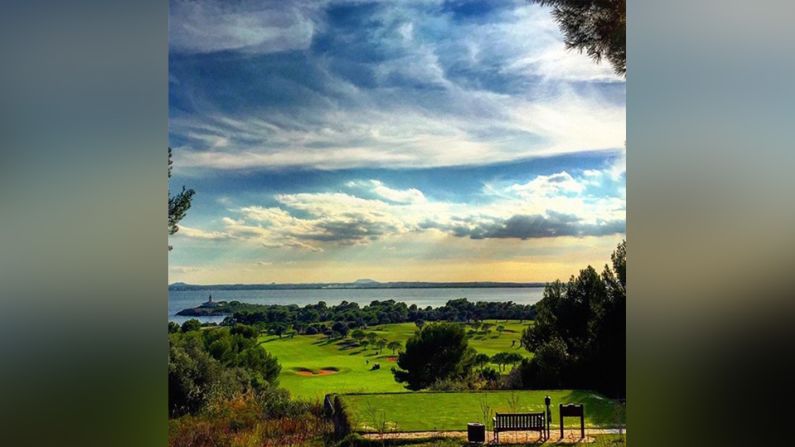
(387, 341, 402, 354)
(332, 321, 350, 338)
(519, 240, 626, 396)
(530, 0, 626, 75)
(181, 319, 202, 333)
(168, 147, 195, 249)
(491, 352, 524, 372)
(392, 323, 475, 390)
(230, 298, 535, 328)
(168, 325, 281, 417)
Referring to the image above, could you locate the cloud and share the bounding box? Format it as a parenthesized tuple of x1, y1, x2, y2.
(510, 171, 586, 197)
(169, 0, 320, 54)
(443, 212, 625, 240)
(347, 180, 427, 204)
(169, 1, 625, 172)
(175, 225, 231, 241)
(169, 265, 208, 274)
(175, 167, 624, 250)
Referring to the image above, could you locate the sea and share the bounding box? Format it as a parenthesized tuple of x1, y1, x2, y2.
(168, 287, 545, 324)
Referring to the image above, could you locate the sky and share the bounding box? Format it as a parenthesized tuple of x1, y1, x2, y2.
(168, 0, 626, 284)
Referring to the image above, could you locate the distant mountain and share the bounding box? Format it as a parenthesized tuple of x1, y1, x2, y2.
(168, 280, 545, 291)
(353, 278, 379, 285)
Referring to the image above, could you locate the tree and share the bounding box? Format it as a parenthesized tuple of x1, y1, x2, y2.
(376, 338, 387, 354)
(496, 325, 505, 336)
(360, 340, 370, 351)
(351, 329, 366, 343)
(414, 319, 425, 329)
(519, 240, 626, 396)
(332, 321, 349, 338)
(181, 319, 201, 333)
(504, 352, 523, 370)
(230, 323, 257, 339)
(387, 341, 402, 355)
(392, 323, 475, 390)
(529, 0, 626, 75)
(168, 148, 195, 250)
(491, 352, 509, 372)
(366, 332, 378, 344)
(269, 323, 288, 338)
(168, 321, 180, 333)
(473, 353, 491, 371)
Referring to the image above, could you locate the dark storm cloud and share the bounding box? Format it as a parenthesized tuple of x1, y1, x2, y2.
(431, 212, 625, 240)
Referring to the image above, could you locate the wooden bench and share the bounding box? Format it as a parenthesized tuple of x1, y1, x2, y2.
(492, 412, 547, 443)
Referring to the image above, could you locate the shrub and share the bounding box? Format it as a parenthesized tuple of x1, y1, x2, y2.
(332, 321, 350, 337)
(230, 323, 258, 339)
(481, 367, 500, 382)
(180, 319, 201, 333)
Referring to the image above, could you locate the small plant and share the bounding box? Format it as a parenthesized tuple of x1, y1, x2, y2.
(479, 393, 493, 432)
(506, 391, 521, 412)
(370, 363, 381, 370)
(363, 400, 394, 446)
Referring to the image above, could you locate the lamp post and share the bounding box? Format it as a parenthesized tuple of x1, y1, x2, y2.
(544, 396, 551, 439)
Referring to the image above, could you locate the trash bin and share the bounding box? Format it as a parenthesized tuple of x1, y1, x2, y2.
(467, 422, 486, 443)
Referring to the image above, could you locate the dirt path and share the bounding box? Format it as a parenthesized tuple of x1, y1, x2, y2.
(361, 428, 625, 444)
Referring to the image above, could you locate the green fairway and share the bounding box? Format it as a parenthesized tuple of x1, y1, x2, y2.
(339, 390, 624, 432)
(259, 321, 532, 399)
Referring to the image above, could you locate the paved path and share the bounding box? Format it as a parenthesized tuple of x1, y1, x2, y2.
(362, 428, 625, 444)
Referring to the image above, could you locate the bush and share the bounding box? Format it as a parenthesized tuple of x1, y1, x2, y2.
(230, 323, 258, 339)
(168, 336, 249, 417)
(181, 319, 201, 333)
(481, 367, 500, 382)
(168, 327, 281, 417)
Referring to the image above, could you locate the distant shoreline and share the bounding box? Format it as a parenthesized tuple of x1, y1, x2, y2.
(169, 281, 547, 292)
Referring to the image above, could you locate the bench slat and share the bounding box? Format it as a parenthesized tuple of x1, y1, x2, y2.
(494, 412, 545, 432)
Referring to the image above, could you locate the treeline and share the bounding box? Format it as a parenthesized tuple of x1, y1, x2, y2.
(515, 240, 626, 397)
(226, 298, 536, 332)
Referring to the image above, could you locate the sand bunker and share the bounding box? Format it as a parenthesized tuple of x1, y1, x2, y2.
(385, 356, 398, 362)
(294, 367, 339, 377)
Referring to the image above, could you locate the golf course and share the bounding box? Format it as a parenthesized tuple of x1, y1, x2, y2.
(259, 320, 532, 399)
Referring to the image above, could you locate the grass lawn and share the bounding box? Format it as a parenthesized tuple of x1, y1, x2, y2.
(346, 434, 626, 447)
(259, 320, 532, 399)
(339, 390, 624, 432)
(350, 434, 626, 447)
